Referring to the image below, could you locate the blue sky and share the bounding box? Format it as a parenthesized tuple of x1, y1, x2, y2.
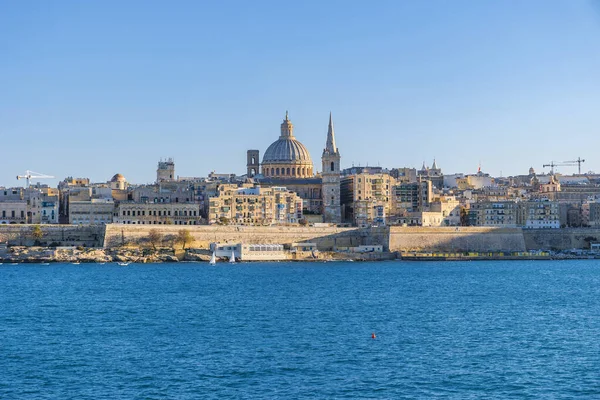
(1, 0, 599, 187)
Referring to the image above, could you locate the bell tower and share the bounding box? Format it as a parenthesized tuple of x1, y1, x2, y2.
(321, 113, 341, 223)
(247, 150, 259, 177)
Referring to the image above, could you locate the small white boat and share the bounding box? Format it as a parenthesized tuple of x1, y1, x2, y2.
(229, 251, 236, 264)
(117, 262, 130, 266)
(41, 263, 50, 266)
(72, 262, 81, 265)
(209, 251, 216, 265)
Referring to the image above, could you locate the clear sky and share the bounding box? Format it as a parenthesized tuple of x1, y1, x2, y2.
(1, 0, 599, 187)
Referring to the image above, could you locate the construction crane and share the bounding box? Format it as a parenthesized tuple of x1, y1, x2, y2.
(16, 170, 55, 188)
(543, 157, 586, 175)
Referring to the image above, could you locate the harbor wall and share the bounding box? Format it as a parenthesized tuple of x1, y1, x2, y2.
(103, 224, 389, 251)
(389, 227, 527, 252)
(522, 228, 600, 251)
(0, 225, 105, 247)
(3, 224, 599, 253)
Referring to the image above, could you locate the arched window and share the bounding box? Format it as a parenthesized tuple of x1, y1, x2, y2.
(271, 168, 274, 176)
(276, 168, 280, 175)
(287, 168, 290, 175)
(331, 161, 335, 172)
(251, 157, 255, 164)
(292, 168, 295, 176)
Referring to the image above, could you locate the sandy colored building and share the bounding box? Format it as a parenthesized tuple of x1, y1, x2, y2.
(115, 202, 202, 225)
(341, 172, 396, 226)
(208, 184, 302, 225)
(69, 199, 115, 225)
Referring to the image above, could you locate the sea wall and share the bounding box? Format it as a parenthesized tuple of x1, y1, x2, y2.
(103, 224, 389, 251)
(4, 224, 599, 253)
(523, 228, 600, 251)
(389, 227, 527, 252)
(0, 225, 104, 247)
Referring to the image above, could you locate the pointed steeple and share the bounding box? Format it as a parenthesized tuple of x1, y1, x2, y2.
(324, 112, 337, 154)
(432, 158, 438, 170)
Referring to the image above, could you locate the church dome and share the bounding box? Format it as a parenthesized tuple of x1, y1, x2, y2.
(263, 138, 312, 164)
(261, 112, 314, 178)
(111, 173, 126, 182)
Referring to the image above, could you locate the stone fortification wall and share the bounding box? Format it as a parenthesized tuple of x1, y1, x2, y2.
(523, 228, 600, 251)
(104, 224, 388, 251)
(389, 227, 527, 252)
(0, 225, 105, 247)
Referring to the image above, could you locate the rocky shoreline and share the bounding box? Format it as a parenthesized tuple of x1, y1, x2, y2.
(0, 246, 396, 264)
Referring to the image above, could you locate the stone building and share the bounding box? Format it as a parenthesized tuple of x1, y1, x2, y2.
(520, 200, 560, 229)
(0, 201, 27, 224)
(69, 199, 115, 225)
(341, 172, 396, 226)
(469, 201, 519, 227)
(157, 158, 176, 183)
(208, 184, 302, 225)
(392, 180, 432, 215)
(115, 202, 202, 225)
(0, 186, 59, 224)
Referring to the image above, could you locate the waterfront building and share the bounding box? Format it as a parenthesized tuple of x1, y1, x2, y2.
(0, 185, 59, 224)
(69, 199, 115, 225)
(428, 196, 461, 226)
(208, 184, 302, 225)
(469, 200, 519, 227)
(0, 200, 27, 224)
(520, 200, 560, 229)
(588, 202, 600, 227)
(392, 180, 432, 214)
(115, 202, 202, 225)
(341, 172, 395, 226)
(27, 185, 59, 224)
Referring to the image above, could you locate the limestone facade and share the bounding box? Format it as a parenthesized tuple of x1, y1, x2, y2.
(69, 199, 115, 225)
(115, 202, 202, 225)
(208, 184, 302, 225)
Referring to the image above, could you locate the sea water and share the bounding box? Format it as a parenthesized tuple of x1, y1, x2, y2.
(1, 260, 599, 399)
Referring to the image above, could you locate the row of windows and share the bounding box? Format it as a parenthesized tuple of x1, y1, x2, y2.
(263, 166, 312, 177)
(120, 220, 197, 225)
(122, 210, 197, 217)
(1, 210, 25, 218)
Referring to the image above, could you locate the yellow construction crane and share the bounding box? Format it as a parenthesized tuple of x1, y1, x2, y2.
(543, 157, 586, 175)
(16, 170, 55, 188)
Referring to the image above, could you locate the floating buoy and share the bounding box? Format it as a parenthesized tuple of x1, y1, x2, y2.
(371, 332, 376, 339)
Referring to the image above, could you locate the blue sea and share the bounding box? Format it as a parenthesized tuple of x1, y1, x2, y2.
(1, 260, 600, 399)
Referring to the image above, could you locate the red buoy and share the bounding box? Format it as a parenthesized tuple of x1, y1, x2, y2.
(371, 332, 376, 339)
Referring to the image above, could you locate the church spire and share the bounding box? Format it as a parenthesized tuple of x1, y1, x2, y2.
(324, 112, 337, 154)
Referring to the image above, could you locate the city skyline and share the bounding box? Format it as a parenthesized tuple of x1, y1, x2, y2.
(2, 1, 600, 187)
